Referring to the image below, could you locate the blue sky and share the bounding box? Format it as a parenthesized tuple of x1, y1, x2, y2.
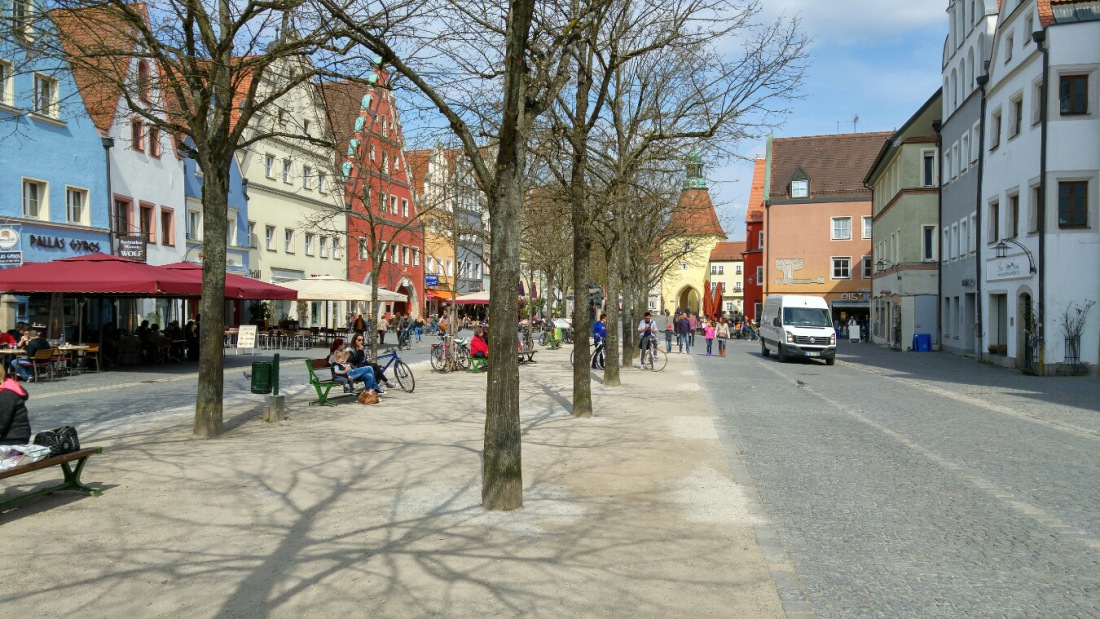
(711, 1, 947, 239)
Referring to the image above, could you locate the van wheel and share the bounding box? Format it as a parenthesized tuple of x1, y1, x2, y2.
(761, 340, 770, 357)
(778, 344, 789, 363)
(826, 356, 835, 366)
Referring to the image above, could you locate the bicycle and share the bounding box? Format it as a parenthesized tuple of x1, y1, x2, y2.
(638, 335, 666, 371)
(569, 341, 606, 370)
(430, 334, 470, 373)
(373, 347, 415, 392)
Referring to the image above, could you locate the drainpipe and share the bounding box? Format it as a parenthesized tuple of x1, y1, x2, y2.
(932, 119, 943, 349)
(101, 136, 115, 254)
(1033, 29, 1049, 376)
(975, 73, 988, 360)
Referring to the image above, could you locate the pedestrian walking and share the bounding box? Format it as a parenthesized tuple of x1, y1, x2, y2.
(677, 312, 692, 354)
(688, 313, 698, 348)
(716, 317, 729, 357)
(704, 320, 716, 356)
(377, 316, 388, 345)
(664, 322, 674, 353)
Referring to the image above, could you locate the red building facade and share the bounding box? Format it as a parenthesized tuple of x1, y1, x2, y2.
(324, 73, 424, 318)
(742, 159, 766, 323)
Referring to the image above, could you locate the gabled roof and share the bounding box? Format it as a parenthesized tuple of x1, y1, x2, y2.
(406, 148, 431, 200)
(710, 241, 746, 262)
(745, 158, 766, 224)
(768, 131, 892, 202)
(317, 80, 372, 173)
(51, 4, 148, 133)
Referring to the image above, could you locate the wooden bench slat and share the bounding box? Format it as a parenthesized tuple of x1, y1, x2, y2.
(0, 448, 100, 480)
(0, 446, 103, 510)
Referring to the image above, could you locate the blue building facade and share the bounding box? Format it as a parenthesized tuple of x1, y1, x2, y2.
(0, 26, 111, 268)
(182, 151, 251, 276)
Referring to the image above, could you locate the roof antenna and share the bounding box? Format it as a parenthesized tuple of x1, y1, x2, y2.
(853, 114, 860, 133)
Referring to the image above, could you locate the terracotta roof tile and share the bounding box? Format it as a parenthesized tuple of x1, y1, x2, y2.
(316, 80, 372, 173)
(768, 131, 892, 202)
(710, 241, 746, 262)
(406, 148, 430, 200)
(745, 158, 766, 223)
(667, 187, 725, 238)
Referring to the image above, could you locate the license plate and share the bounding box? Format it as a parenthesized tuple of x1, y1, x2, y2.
(805, 351, 820, 357)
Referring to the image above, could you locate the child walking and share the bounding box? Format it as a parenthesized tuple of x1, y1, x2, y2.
(716, 317, 729, 357)
(664, 322, 674, 353)
(704, 320, 716, 356)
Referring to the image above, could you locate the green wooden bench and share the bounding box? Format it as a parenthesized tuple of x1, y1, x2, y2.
(306, 358, 354, 406)
(0, 447, 103, 510)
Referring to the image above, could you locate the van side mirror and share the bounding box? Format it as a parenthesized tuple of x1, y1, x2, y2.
(773, 317, 781, 327)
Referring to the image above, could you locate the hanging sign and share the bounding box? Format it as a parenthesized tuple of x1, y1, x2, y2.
(117, 236, 148, 262)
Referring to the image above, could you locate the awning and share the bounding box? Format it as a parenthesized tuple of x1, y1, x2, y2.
(453, 290, 491, 305)
(280, 275, 407, 302)
(160, 262, 297, 300)
(0, 253, 203, 297)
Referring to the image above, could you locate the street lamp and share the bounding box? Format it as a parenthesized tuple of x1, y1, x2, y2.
(875, 259, 894, 273)
(994, 239, 1037, 273)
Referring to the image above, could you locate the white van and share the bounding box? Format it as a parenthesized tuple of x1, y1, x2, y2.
(759, 295, 837, 365)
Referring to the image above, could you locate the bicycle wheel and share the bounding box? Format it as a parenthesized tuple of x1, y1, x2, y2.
(457, 351, 471, 371)
(539, 332, 547, 346)
(570, 349, 575, 366)
(393, 360, 415, 392)
(649, 349, 667, 371)
(594, 349, 605, 370)
(430, 345, 445, 371)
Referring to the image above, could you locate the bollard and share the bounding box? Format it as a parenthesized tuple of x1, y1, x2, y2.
(263, 354, 285, 422)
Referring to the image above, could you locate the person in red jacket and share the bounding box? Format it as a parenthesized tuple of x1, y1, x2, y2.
(0, 365, 31, 445)
(470, 327, 489, 359)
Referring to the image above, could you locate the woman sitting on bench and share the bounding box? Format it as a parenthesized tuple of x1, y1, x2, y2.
(329, 339, 383, 395)
(0, 366, 31, 445)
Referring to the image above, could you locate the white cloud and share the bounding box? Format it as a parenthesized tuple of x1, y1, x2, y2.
(763, 0, 944, 45)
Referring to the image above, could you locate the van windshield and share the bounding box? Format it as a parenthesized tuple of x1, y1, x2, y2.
(782, 307, 831, 327)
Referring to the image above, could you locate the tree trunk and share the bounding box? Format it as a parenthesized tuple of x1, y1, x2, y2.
(193, 161, 230, 438)
(570, 36, 593, 418)
(602, 244, 621, 386)
(482, 0, 534, 511)
(620, 243, 636, 368)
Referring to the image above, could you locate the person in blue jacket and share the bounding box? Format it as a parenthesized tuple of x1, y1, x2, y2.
(591, 313, 607, 369)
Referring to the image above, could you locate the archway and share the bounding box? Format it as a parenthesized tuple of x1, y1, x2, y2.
(677, 286, 701, 315)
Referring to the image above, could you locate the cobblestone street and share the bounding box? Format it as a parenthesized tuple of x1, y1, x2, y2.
(696, 338, 1100, 618)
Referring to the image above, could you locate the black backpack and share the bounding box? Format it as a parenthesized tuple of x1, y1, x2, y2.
(33, 426, 80, 458)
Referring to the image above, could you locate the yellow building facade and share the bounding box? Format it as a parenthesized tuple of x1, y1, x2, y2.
(659, 156, 726, 316)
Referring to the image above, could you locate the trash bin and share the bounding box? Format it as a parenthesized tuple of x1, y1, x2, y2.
(912, 333, 932, 352)
(251, 361, 273, 394)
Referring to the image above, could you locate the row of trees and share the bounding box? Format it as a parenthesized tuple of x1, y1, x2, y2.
(4, 0, 806, 510)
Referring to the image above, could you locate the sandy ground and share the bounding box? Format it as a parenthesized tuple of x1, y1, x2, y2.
(0, 347, 783, 618)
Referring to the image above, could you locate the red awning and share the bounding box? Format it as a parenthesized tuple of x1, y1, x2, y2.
(160, 263, 297, 300)
(0, 254, 203, 297)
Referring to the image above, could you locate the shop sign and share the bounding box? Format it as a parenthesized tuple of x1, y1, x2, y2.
(0, 227, 19, 251)
(28, 235, 103, 254)
(987, 257, 1028, 282)
(117, 236, 147, 262)
(426, 274, 439, 286)
(0, 251, 22, 266)
(838, 292, 869, 302)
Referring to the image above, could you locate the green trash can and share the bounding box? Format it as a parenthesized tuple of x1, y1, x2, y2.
(251, 361, 273, 394)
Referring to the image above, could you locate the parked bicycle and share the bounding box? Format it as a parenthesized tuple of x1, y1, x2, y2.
(374, 346, 415, 392)
(569, 342, 605, 370)
(430, 334, 471, 373)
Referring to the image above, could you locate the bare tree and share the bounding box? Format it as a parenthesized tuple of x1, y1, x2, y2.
(30, 2, 353, 436)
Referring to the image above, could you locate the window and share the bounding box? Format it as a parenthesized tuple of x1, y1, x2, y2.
(1029, 185, 1040, 233)
(65, 187, 87, 224)
(757, 230, 764, 249)
(952, 223, 960, 259)
(960, 135, 969, 172)
(734, 282, 742, 292)
(990, 109, 1002, 149)
(265, 225, 276, 251)
(680, 262, 687, 271)
(427, 256, 435, 273)
(359, 239, 368, 260)
(305, 233, 315, 256)
(923, 150, 936, 186)
(264, 155, 275, 178)
(317, 172, 327, 193)
(862, 216, 872, 239)
(140, 202, 155, 242)
(390, 195, 398, 214)
(969, 213, 977, 252)
(22, 179, 46, 219)
(944, 151, 953, 183)
(226, 215, 236, 246)
(284, 228, 295, 253)
(393, 244, 400, 263)
(187, 208, 201, 240)
(131, 117, 144, 152)
(988, 200, 1000, 242)
(791, 179, 808, 198)
(282, 159, 291, 183)
(403, 246, 410, 265)
(831, 217, 852, 240)
(402, 198, 409, 217)
(735, 265, 742, 274)
(381, 115, 388, 137)
(755, 266, 762, 282)
(1032, 81, 1043, 125)
(302, 166, 312, 190)
(10, 0, 32, 41)
(247, 221, 256, 248)
(1010, 96, 1023, 138)
(1060, 75, 1088, 115)
(320, 236, 329, 258)
(952, 143, 960, 179)
(971, 123, 980, 163)
(137, 61, 151, 103)
(161, 207, 175, 246)
(0, 60, 13, 106)
(923, 225, 936, 261)
(942, 229, 951, 263)
(831, 257, 851, 279)
(446, 259, 453, 276)
(960, 219, 968, 255)
(333, 238, 342, 260)
(1058, 181, 1088, 228)
(32, 74, 57, 117)
(1008, 193, 1020, 237)
(382, 152, 389, 175)
(369, 144, 376, 161)
(379, 191, 386, 213)
(302, 119, 311, 137)
(862, 256, 872, 279)
(149, 126, 161, 158)
(1004, 33, 1013, 63)
(413, 248, 419, 266)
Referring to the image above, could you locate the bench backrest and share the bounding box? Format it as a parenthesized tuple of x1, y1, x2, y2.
(306, 358, 331, 383)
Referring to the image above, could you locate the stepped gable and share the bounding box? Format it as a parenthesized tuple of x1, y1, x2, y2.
(405, 148, 430, 200)
(710, 241, 746, 262)
(768, 131, 892, 202)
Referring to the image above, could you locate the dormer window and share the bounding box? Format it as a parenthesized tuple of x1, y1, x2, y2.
(791, 179, 808, 198)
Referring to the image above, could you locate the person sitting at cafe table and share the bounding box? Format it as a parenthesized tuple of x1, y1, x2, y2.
(9, 329, 50, 381)
(6, 322, 25, 344)
(0, 330, 15, 349)
(135, 320, 150, 339)
(164, 320, 183, 341)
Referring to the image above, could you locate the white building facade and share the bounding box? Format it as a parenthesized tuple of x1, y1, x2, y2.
(981, 0, 1100, 372)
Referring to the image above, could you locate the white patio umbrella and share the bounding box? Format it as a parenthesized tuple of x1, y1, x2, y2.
(280, 275, 407, 302)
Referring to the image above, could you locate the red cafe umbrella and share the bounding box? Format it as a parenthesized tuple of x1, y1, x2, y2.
(160, 262, 297, 300)
(0, 253, 203, 296)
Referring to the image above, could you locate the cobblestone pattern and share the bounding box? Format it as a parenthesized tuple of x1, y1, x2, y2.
(696, 339, 1100, 618)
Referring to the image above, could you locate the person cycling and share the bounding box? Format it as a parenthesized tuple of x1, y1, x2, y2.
(637, 311, 658, 366)
(591, 313, 607, 369)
